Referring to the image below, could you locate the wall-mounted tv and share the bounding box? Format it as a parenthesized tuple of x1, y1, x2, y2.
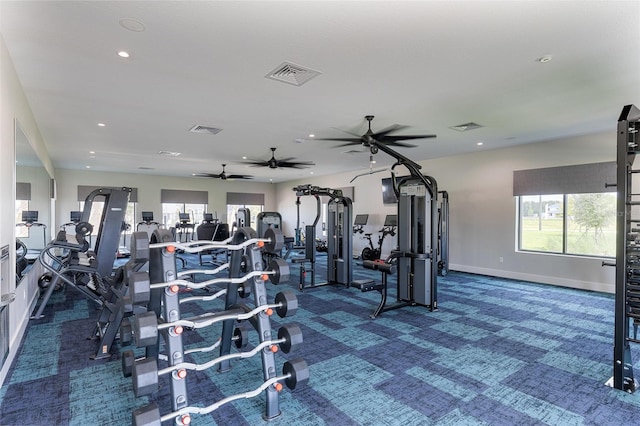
(21, 210, 38, 223)
(70, 211, 82, 223)
(382, 176, 410, 205)
(141, 211, 154, 222)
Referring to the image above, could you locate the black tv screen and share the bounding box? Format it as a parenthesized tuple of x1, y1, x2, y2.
(142, 211, 154, 222)
(384, 215, 398, 227)
(70, 211, 82, 222)
(22, 210, 38, 223)
(382, 178, 399, 205)
(354, 214, 369, 226)
(179, 213, 190, 222)
(203, 212, 213, 222)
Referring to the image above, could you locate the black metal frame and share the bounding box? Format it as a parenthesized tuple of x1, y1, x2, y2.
(610, 104, 640, 392)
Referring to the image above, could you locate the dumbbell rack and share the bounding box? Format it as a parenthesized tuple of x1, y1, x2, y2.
(609, 104, 640, 393)
(129, 227, 305, 425)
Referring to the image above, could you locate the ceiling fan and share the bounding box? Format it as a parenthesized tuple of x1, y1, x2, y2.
(240, 147, 315, 169)
(192, 164, 253, 180)
(319, 115, 436, 151)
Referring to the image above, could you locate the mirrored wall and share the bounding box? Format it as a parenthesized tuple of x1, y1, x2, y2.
(15, 120, 52, 285)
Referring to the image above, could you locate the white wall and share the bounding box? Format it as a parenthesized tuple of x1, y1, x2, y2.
(54, 169, 278, 229)
(276, 131, 616, 293)
(0, 34, 54, 386)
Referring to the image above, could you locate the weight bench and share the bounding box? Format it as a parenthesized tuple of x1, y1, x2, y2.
(351, 259, 396, 319)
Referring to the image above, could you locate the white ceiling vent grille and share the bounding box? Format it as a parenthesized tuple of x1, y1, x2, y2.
(189, 125, 222, 135)
(449, 122, 484, 132)
(158, 150, 181, 157)
(266, 62, 322, 86)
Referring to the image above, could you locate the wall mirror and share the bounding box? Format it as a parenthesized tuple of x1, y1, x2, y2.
(15, 120, 52, 285)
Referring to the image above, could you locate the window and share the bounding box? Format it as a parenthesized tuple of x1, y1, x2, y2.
(79, 201, 137, 235)
(226, 192, 265, 228)
(162, 203, 207, 227)
(518, 193, 616, 257)
(227, 204, 263, 228)
(15, 200, 30, 238)
(514, 162, 616, 258)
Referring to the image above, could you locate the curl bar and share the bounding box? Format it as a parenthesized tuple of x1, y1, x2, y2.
(149, 227, 285, 255)
(131, 324, 302, 397)
(132, 291, 298, 347)
(132, 359, 310, 426)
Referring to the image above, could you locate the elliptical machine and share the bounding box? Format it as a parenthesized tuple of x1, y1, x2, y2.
(361, 215, 397, 261)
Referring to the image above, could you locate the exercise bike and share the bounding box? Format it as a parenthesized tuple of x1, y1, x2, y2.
(361, 215, 397, 261)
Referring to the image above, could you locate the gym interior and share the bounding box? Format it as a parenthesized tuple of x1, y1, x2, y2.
(1, 2, 639, 425)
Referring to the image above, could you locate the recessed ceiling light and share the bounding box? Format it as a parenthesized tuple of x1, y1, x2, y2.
(117, 51, 130, 58)
(89, 151, 95, 154)
(97, 123, 106, 127)
(242, 156, 248, 160)
(308, 134, 315, 138)
(310, 171, 314, 175)
(477, 142, 484, 146)
(537, 56, 553, 63)
(85, 165, 91, 169)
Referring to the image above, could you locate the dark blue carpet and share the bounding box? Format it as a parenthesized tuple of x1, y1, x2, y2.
(2, 252, 640, 425)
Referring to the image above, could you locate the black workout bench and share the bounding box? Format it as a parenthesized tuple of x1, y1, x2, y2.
(351, 259, 396, 319)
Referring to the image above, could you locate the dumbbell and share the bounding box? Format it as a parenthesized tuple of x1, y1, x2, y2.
(131, 291, 298, 348)
(131, 324, 303, 397)
(120, 317, 133, 346)
(268, 258, 290, 284)
(132, 358, 310, 426)
(263, 227, 285, 253)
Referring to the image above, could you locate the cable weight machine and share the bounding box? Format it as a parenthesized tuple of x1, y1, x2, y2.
(368, 140, 439, 312)
(291, 185, 352, 290)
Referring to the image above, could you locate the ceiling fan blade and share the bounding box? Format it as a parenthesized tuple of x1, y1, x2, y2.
(379, 134, 437, 142)
(384, 141, 418, 148)
(334, 141, 365, 148)
(275, 157, 296, 163)
(317, 137, 363, 143)
(372, 124, 410, 139)
(227, 174, 253, 179)
(193, 173, 221, 178)
(277, 161, 315, 168)
(239, 160, 269, 167)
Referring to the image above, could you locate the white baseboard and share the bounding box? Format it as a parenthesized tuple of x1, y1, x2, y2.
(449, 263, 614, 294)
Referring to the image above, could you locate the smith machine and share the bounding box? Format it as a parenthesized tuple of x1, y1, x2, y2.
(291, 185, 352, 290)
(350, 140, 440, 316)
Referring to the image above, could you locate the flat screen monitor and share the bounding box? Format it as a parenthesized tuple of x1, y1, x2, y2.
(203, 212, 213, 222)
(70, 211, 82, 223)
(354, 214, 369, 226)
(22, 210, 38, 223)
(384, 215, 398, 227)
(141, 211, 154, 222)
(381, 176, 411, 205)
(179, 213, 190, 222)
(381, 177, 399, 205)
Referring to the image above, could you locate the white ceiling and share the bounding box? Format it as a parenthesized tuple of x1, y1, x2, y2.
(2, 1, 639, 183)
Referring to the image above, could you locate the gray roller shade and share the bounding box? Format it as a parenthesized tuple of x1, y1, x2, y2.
(161, 189, 207, 204)
(226, 192, 265, 205)
(513, 162, 615, 196)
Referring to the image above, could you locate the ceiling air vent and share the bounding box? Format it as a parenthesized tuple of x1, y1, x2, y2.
(158, 150, 181, 157)
(189, 125, 222, 135)
(449, 122, 484, 132)
(266, 61, 322, 86)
